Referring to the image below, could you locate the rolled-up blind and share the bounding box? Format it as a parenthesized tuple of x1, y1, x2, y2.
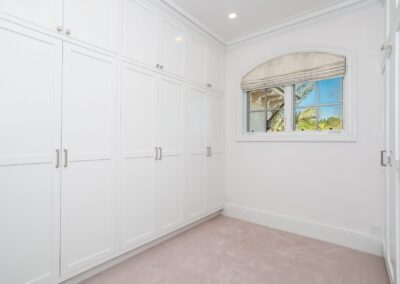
(241, 52, 346, 91)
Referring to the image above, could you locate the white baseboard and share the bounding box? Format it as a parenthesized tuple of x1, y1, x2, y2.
(223, 204, 382, 256)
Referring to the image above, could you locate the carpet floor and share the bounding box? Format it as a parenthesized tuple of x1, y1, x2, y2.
(83, 215, 389, 284)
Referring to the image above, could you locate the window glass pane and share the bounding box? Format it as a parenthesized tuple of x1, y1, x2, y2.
(294, 81, 316, 108)
(318, 105, 343, 130)
(248, 90, 266, 111)
(248, 111, 266, 132)
(294, 107, 317, 131)
(318, 77, 343, 105)
(267, 110, 284, 132)
(266, 87, 285, 110)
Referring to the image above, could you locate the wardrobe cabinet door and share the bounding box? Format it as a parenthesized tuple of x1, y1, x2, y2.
(206, 93, 223, 154)
(186, 34, 206, 86)
(186, 86, 207, 220)
(206, 48, 224, 92)
(63, 0, 118, 52)
(0, 22, 62, 284)
(61, 43, 117, 277)
(158, 18, 185, 78)
(0, 0, 62, 32)
(120, 63, 157, 251)
(157, 77, 184, 232)
(206, 153, 224, 211)
(122, 0, 158, 68)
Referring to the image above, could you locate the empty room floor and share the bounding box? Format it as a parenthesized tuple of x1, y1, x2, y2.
(83, 216, 389, 284)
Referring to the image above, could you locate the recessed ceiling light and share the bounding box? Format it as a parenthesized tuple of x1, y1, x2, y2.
(228, 13, 237, 19)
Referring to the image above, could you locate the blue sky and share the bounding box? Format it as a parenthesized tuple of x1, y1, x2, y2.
(295, 77, 343, 119)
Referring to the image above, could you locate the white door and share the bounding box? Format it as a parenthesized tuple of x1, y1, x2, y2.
(158, 17, 185, 78)
(122, 0, 158, 68)
(0, 0, 62, 32)
(186, 85, 207, 220)
(120, 63, 157, 251)
(206, 48, 224, 92)
(157, 76, 184, 231)
(63, 0, 118, 52)
(381, 1, 400, 282)
(206, 93, 224, 210)
(0, 21, 62, 284)
(186, 34, 206, 86)
(61, 43, 117, 276)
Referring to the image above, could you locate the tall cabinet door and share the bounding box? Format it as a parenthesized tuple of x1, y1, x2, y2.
(61, 43, 117, 276)
(0, 22, 62, 284)
(157, 77, 184, 231)
(206, 48, 224, 92)
(122, 0, 158, 68)
(63, 0, 118, 51)
(186, 86, 207, 220)
(206, 93, 224, 210)
(0, 0, 63, 32)
(120, 63, 157, 252)
(158, 18, 185, 78)
(186, 34, 206, 86)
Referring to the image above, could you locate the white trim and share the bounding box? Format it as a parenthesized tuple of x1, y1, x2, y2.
(227, 0, 380, 48)
(157, 0, 379, 48)
(236, 47, 357, 142)
(159, 0, 226, 45)
(223, 204, 382, 256)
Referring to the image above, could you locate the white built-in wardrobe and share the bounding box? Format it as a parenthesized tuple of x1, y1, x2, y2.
(0, 0, 224, 283)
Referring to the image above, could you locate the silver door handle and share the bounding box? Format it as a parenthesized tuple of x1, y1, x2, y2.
(64, 149, 68, 168)
(381, 150, 387, 167)
(159, 147, 162, 160)
(55, 149, 60, 168)
(155, 147, 159, 160)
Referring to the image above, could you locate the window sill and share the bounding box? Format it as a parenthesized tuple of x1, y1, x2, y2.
(236, 131, 356, 142)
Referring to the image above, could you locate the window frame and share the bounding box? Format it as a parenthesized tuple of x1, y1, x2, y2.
(236, 48, 356, 142)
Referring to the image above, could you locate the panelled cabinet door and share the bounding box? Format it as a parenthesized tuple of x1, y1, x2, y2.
(157, 77, 184, 231)
(61, 43, 117, 277)
(63, 0, 118, 52)
(206, 154, 223, 211)
(206, 48, 224, 92)
(0, 0, 62, 32)
(158, 17, 185, 78)
(186, 86, 207, 219)
(206, 93, 223, 154)
(120, 63, 157, 252)
(0, 21, 62, 284)
(122, 0, 158, 68)
(186, 34, 206, 86)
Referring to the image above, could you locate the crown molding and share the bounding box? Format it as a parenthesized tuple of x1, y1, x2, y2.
(159, 0, 380, 49)
(227, 0, 380, 49)
(160, 0, 226, 45)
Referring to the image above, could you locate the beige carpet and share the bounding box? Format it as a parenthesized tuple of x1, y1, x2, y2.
(83, 215, 389, 284)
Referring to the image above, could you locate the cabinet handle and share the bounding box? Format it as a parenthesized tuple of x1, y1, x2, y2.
(156, 64, 160, 69)
(381, 150, 387, 167)
(65, 29, 71, 35)
(55, 149, 60, 168)
(209, 146, 212, 157)
(56, 26, 63, 32)
(155, 147, 159, 160)
(207, 83, 212, 88)
(64, 149, 68, 168)
(159, 147, 162, 160)
(160, 65, 164, 70)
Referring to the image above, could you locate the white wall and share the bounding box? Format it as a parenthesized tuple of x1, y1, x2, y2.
(223, 6, 383, 255)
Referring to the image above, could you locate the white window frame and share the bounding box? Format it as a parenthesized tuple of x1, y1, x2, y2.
(236, 47, 356, 142)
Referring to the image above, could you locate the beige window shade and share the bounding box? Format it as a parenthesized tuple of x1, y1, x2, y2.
(241, 52, 346, 91)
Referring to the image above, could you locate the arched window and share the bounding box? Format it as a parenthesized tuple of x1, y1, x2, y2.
(240, 51, 353, 140)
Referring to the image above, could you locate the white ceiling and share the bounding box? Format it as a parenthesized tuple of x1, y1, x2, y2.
(170, 0, 348, 43)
